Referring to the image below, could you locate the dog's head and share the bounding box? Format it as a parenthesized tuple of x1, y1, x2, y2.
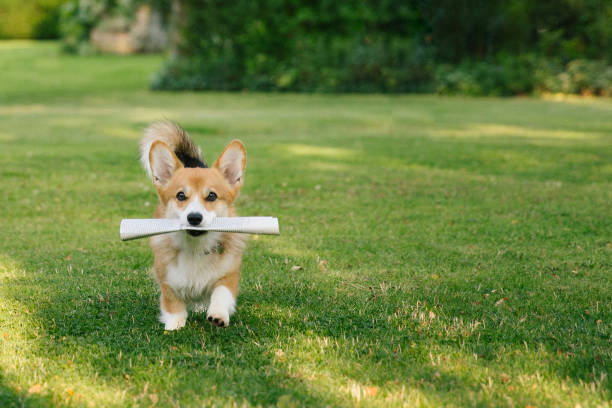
(148, 140, 246, 236)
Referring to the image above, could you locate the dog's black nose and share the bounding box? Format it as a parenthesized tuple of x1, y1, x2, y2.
(187, 212, 203, 226)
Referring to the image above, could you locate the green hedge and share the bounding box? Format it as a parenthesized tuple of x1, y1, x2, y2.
(152, 0, 612, 94)
(434, 56, 612, 96)
(153, 35, 435, 92)
(152, 0, 430, 92)
(0, 0, 66, 39)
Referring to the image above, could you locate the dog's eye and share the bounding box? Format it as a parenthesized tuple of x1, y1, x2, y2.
(176, 191, 187, 201)
(206, 191, 217, 202)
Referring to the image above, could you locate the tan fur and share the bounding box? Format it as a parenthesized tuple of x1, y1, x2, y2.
(213, 267, 240, 298)
(141, 121, 248, 330)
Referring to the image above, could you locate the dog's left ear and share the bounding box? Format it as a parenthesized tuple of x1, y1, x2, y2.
(213, 140, 246, 192)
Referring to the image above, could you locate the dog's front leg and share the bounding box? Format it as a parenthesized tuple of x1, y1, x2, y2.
(207, 271, 239, 328)
(159, 282, 187, 330)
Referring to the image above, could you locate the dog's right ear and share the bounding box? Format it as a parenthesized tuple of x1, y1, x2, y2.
(149, 141, 183, 188)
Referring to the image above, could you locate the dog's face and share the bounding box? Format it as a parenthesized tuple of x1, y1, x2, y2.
(148, 140, 246, 235)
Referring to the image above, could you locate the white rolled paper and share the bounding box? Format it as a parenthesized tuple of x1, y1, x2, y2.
(120, 217, 280, 241)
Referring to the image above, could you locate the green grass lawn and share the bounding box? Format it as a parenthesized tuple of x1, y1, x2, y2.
(0, 41, 611, 407)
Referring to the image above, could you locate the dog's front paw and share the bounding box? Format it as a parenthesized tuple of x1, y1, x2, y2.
(206, 307, 230, 328)
(160, 309, 187, 331)
(207, 285, 235, 328)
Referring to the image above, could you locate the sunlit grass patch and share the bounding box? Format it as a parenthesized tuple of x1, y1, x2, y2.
(429, 123, 605, 142)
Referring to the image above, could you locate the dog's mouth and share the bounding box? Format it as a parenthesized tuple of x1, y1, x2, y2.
(187, 230, 207, 237)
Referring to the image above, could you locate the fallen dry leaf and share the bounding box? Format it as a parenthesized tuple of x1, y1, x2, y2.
(364, 386, 379, 397)
(149, 393, 158, 405)
(275, 349, 286, 362)
(318, 259, 327, 272)
(63, 255, 72, 261)
(495, 297, 508, 306)
(28, 384, 42, 394)
(501, 373, 511, 384)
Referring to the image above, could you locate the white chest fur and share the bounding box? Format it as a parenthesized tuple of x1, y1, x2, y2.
(162, 232, 233, 303)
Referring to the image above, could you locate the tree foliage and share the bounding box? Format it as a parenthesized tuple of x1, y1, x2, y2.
(151, 0, 612, 94)
(0, 0, 67, 39)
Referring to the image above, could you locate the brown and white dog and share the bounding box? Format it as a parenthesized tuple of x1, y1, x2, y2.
(139, 121, 248, 330)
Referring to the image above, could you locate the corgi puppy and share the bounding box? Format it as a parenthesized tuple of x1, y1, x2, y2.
(139, 121, 248, 330)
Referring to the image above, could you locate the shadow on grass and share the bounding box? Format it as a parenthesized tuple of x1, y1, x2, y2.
(0, 368, 56, 408)
(1, 266, 441, 405)
(0, 244, 610, 406)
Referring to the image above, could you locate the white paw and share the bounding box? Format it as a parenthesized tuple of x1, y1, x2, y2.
(206, 285, 235, 328)
(207, 305, 230, 327)
(160, 309, 187, 331)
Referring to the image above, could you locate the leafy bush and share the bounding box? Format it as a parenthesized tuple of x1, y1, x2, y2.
(52, 0, 612, 95)
(0, 0, 66, 39)
(152, 0, 433, 92)
(434, 56, 612, 96)
(58, 0, 111, 54)
(563, 60, 612, 95)
(151, 0, 612, 94)
(435, 55, 537, 96)
(152, 35, 435, 93)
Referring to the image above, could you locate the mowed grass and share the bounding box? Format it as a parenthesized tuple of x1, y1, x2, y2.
(0, 41, 611, 407)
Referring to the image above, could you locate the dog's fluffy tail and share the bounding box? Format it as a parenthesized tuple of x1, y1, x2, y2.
(140, 121, 206, 178)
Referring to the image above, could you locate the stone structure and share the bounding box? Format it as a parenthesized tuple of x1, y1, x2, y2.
(90, 4, 167, 54)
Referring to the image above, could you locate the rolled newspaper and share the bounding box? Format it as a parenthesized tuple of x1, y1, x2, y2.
(120, 217, 279, 241)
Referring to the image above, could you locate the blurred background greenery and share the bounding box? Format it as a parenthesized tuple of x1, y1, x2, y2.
(0, 0, 65, 39)
(1, 0, 612, 95)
